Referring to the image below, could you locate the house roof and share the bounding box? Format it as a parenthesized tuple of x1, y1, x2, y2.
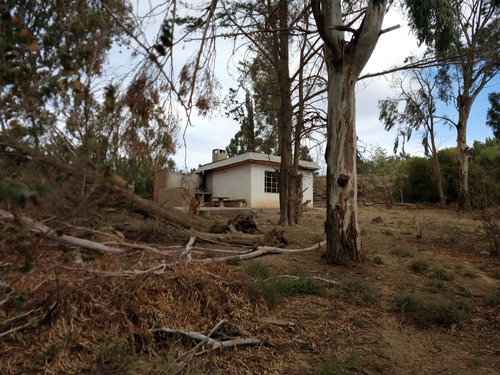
(196, 152, 320, 173)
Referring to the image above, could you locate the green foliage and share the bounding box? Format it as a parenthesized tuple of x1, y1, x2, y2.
(422, 279, 444, 293)
(432, 268, 454, 281)
(226, 91, 264, 157)
(404, 0, 459, 53)
(432, 300, 470, 327)
(334, 276, 377, 306)
(392, 247, 414, 257)
(392, 293, 421, 311)
(246, 262, 326, 309)
(0, 177, 54, 205)
(487, 92, 500, 139)
(410, 259, 429, 273)
(373, 256, 384, 265)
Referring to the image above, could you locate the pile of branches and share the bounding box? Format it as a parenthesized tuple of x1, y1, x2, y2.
(0, 249, 267, 374)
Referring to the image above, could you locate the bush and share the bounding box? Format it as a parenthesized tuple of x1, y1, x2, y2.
(431, 300, 470, 327)
(432, 268, 454, 281)
(411, 259, 429, 273)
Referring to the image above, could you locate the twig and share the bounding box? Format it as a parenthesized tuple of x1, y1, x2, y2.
(150, 319, 260, 352)
(63, 263, 171, 276)
(181, 236, 196, 262)
(196, 241, 327, 263)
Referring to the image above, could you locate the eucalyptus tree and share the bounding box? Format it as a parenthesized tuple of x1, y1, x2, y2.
(406, 0, 500, 211)
(219, 0, 326, 225)
(379, 67, 452, 208)
(0, 0, 131, 152)
(487, 92, 500, 139)
(310, 0, 466, 263)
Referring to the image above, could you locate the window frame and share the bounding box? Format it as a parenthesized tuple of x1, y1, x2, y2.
(264, 170, 279, 193)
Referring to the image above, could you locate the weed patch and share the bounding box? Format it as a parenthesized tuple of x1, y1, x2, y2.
(246, 262, 326, 309)
(334, 276, 378, 306)
(432, 268, 454, 280)
(392, 247, 414, 257)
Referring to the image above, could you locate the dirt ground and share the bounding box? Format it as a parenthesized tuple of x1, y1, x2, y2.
(1, 204, 499, 375)
(240, 204, 500, 375)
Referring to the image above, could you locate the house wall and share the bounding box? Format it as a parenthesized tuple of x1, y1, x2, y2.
(250, 164, 280, 208)
(302, 170, 315, 205)
(203, 163, 315, 208)
(209, 164, 252, 203)
(153, 169, 202, 203)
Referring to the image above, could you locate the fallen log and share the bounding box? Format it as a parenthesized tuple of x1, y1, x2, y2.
(0, 209, 124, 254)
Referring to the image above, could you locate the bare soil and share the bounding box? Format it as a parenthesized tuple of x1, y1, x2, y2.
(1, 204, 499, 375)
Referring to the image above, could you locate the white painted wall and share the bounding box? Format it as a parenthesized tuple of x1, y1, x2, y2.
(204, 163, 315, 208)
(250, 164, 280, 208)
(210, 164, 252, 203)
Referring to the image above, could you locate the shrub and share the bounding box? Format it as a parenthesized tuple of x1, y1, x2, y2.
(431, 300, 470, 327)
(422, 279, 444, 293)
(411, 259, 429, 273)
(432, 268, 454, 281)
(392, 293, 421, 311)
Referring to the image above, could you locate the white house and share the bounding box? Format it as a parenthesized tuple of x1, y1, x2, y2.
(196, 149, 320, 208)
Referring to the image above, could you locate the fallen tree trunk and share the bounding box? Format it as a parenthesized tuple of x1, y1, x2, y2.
(0, 209, 124, 254)
(120, 189, 209, 232)
(196, 240, 326, 263)
(0, 137, 209, 232)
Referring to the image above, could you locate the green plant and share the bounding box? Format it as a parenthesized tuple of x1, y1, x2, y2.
(392, 293, 421, 311)
(411, 259, 429, 273)
(334, 276, 377, 306)
(431, 300, 470, 327)
(392, 247, 414, 257)
(432, 268, 454, 280)
(422, 279, 444, 293)
(247, 263, 326, 309)
(373, 256, 384, 265)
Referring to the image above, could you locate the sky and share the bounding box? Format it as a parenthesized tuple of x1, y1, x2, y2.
(127, 3, 500, 174)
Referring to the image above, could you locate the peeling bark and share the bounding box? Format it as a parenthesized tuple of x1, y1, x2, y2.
(313, 0, 387, 263)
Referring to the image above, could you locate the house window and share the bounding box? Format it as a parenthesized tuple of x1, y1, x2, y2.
(265, 171, 279, 193)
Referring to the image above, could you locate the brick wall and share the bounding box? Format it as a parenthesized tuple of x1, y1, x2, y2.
(153, 169, 168, 202)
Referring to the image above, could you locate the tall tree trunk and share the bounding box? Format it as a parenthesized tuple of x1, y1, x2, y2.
(429, 126, 446, 208)
(313, 0, 387, 263)
(324, 71, 361, 263)
(456, 100, 471, 211)
(276, 0, 295, 226)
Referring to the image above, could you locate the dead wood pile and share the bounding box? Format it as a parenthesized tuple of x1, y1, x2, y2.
(0, 250, 268, 375)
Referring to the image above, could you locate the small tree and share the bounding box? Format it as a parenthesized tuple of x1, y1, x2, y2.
(379, 67, 451, 208)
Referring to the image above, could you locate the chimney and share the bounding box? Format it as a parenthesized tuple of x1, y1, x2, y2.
(212, 149, 227, 162)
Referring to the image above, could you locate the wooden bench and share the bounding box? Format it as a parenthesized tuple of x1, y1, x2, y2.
(213, 196, 229, 207)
